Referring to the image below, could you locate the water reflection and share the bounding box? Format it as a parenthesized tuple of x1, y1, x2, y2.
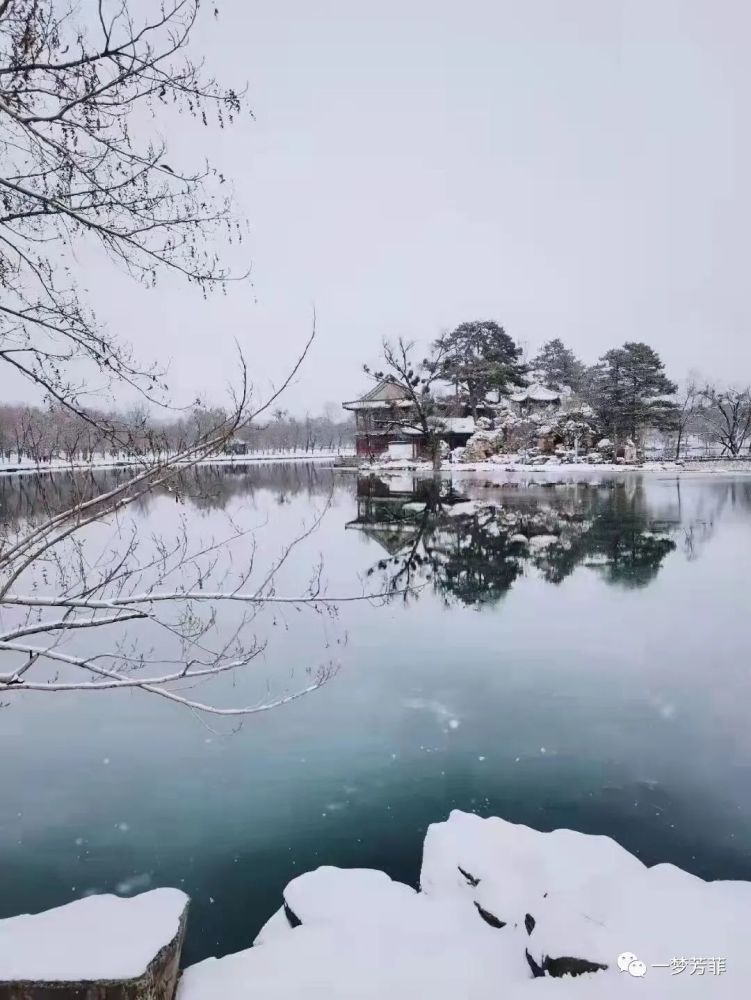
(350, 473, 742, 603)
(2, 462, 751, 967)
(0, 461, 333, 527)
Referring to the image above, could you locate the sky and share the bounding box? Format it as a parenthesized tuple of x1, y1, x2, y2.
(5, 0, 750, 415)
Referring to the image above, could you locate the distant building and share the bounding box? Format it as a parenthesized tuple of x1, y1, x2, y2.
(342, 380, 476, 460)
(509, 383, 561, 414)
(223, 437, 248, 456)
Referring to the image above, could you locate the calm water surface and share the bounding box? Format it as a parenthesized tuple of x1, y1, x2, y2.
(1, 463, 751, 965)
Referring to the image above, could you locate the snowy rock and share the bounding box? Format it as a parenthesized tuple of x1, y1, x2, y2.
(179, 812, 751, 999)
(527, 534, 558, 550)
(280, 867, 415, 931)
(420, 811, 643, 912)
(530, 859, 751, 984)
(462, 428, 505, 462)
(0, 889, 188, 1000)
(184, 896, 526, 1000)
(253, 905, 295, 946)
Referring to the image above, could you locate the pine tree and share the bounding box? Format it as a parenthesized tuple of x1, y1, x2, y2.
(433, 321, 526, 417)
(532, 339, 585, 392)
(589, 342, 677, 447)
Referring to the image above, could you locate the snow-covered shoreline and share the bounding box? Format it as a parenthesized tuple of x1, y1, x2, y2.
(179, 811, 748, 998)
(0, 449, 353, 479)
(357, 457, 751, 478)
(3, 813, 747, 997)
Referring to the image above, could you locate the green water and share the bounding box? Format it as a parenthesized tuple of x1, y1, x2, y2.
(1, 464, 750, 965)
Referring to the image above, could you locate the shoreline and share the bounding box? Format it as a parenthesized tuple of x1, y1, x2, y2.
(0, 451, 353, 479)
(349, 457, 751, 478)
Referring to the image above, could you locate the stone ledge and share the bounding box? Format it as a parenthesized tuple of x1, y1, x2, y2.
(0, 900, 188, 1000)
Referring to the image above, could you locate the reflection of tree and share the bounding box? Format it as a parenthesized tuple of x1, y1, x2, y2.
(358, 481, 524, 607)
(587, 487, 676, 588)
(530, 485, 677, 589)
(0, 462, 333, 528)
(421, 511, 524, 606)
(356, 477, 692, 605)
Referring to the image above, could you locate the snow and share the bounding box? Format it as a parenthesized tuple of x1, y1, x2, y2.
(368, 456, 751, 477)
(0, 450, 351, 479)
(184, 894, 525, 1000)
(444, 500, 497, 517)
(510, 383, 562, 404)
(0, 888, 187, 981)
(342, 399, 412, 410)
(420, 811, 644, 904)
(527, 534, 559, 550)
(436, 416, 477, 434)
(178, 812, 751, 999)
(253, 905, 293, 946)
(282, 867, 416, 927)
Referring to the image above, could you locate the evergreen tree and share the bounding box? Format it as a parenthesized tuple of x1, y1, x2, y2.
(589, 342, 677, 446)
(433, 321, 526, 416)
(532, 339, 585, 392)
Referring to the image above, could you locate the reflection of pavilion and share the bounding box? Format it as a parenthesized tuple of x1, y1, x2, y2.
(345, 475, 427, 553)
(347, 521, 420, 556)
(348, 474, 687, 601)
(345, 475, 466, 551)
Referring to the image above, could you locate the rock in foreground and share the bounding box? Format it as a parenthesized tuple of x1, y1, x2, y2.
(180, 812, 750, 998)
(0, 888, 188, 1000)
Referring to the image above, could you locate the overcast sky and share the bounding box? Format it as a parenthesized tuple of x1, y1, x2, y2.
(7, 0, 749, 414)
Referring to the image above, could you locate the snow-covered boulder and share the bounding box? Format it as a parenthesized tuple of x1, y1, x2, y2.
(277, 867, 416, 933)
(461, 428, 505, 462)
(0, 889, 188, 1000)
(179, 811, 751, 999)
(185, 868, 526, 1000)
(527, 534, 558, 550)
(422, 812, 751, 990)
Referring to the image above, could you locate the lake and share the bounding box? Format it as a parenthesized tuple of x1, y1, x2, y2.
(1, 462, 751, 966)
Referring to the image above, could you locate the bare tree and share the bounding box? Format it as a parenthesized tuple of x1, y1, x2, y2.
(0, 343, 358, 714)
(0, 2, 380, 716)
(364, 337, 449, 473)
(0, 0, 249, 417)
(698, 386, 751, 457)
(672, 379, 701, 460)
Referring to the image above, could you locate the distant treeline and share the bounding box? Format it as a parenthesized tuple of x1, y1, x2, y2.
(0, 403, 354, 464)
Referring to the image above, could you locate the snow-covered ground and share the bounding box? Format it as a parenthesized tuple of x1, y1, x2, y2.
(179, 811, 750, 999)
(0, 449, 353, 478)
(361, 456, 751, 477)
(0, 888, 187, 981)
